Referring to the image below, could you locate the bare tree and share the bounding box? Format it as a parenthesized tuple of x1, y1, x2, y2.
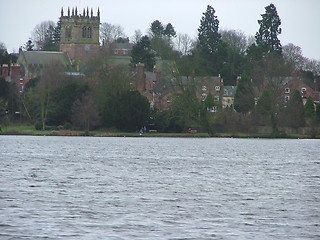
(282, 43, 305, 70)
(132, 29, 143, 44)
(31, 20, 56, 50)
(0, 42, 6, 50)
(71, 95, 100, 135)
(36, 63, 64, 130)
(100, 22, 125, 44)
(220, 29, 250, 55)
(173, 33, 195, 55)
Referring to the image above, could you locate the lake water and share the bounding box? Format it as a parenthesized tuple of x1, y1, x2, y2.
(0, 136, 319, 239)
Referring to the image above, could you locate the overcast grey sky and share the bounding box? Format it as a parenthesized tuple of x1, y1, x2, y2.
(2, 0, 320, 60)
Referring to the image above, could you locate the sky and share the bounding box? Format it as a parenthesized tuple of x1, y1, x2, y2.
(2, 0, 320, 60)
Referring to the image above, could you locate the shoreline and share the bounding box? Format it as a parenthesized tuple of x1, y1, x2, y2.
(1, 129, 319, 139)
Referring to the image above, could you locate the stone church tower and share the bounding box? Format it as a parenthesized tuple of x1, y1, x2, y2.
(60, 7, 100, 63)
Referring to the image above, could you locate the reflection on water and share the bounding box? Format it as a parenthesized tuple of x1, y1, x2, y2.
(0, 136, 319, 239)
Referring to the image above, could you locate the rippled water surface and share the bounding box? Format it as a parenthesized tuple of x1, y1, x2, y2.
(0, 136, 319, 239)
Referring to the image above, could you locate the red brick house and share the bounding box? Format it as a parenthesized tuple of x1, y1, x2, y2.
(133, 63, 224, 111)
(283, 76, 320, 105)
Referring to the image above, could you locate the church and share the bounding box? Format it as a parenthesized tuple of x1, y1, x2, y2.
(59, 7, 100, 63)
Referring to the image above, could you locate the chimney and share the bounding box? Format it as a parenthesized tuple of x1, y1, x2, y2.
(136, 63, 146, 91)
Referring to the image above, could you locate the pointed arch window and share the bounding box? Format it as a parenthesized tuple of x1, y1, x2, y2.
(87, 27, 92, 38)
(82, 27, 87, 38)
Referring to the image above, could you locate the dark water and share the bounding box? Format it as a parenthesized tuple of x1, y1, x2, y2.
(0, 136, 319, 239)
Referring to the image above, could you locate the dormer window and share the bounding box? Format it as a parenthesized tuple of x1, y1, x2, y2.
(285, 88, 290, 94)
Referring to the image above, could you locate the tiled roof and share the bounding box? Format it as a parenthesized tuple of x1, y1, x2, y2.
(18, 51, 72, 66)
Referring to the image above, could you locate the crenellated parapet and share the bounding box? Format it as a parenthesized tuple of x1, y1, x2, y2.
(60, 7, 100, 19)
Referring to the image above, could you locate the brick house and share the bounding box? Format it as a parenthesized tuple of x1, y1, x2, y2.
(283, 76, 320, 105)
(133, 63, 225, 111)
(0, 64, 28, 93)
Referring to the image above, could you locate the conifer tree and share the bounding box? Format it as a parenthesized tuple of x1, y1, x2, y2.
(255, 3, 282, 55)
(197, 5, 225, 75)
(130, 36, 156, 71)
(198, 5, 221, 55)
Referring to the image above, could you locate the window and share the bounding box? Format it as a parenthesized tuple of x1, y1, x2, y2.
(285, 88, 290, 94)
(82, 27, 87, 38)
(285, 95, 290, 102)
(87, 27, 92, 38)
(215, 86, 220, 91)
(207, 106, 218, 113)
(201, 93, 207, 101)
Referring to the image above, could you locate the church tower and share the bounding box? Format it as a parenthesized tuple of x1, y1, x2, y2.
(59, 7, 100, 63)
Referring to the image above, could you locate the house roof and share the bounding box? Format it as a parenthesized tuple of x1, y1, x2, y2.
(18, 51, 72, 66)
(223, 86, 237, 97)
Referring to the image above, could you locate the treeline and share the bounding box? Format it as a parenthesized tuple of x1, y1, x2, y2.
(1, 4, 320, 135)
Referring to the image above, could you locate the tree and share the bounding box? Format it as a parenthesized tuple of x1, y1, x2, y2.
(305, 96, 315, 123)
(164, 23, 176, 39)
(282, 90, 305, 128)
(110, 90, 150, 132)
(197, 5, 225, 75)
(316, 104, 320, 123)
(130, 35, 156, 71)
(282, 43, 305, 71)
(132, 29, 143, 44)
(150, 20, 164, 38)
(253, 3, 282, 56)
(220, 30, 250, 84)
(174, 33, 195, 56)
(24, 40, 34, 51)
(47, 80, 89, 126)
(234, 75, 255, 113)
(31, 20, 56, 50)
(198, 5, 221, 55)
(100, 22, 125, 44)
(26, 64, 65, 130)
(252, 89, 279, 135)
(71, 94, 100, 135)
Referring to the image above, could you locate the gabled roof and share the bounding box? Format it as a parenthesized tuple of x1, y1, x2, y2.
(18, 51, 72, 66)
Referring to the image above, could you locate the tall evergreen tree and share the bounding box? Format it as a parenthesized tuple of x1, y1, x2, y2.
(255, 3, 282, 55)
(198, 5, 221, 55)
(164, 23, 176, 38)
(131, 35, 156, 71)
(150, 20, 164, 38)
(197, 5, 225, 75)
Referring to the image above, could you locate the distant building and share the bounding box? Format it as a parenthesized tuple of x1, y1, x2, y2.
(283, 76, 320, 105)
(222, 86, 237, 108)
(17, 50, 72, 80)
(59, 7, 100, 63)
